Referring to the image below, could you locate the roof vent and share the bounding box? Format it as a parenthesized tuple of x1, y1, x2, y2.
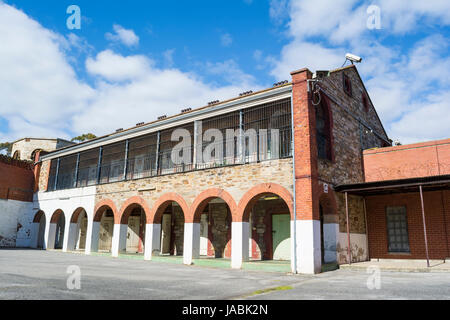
(208, 100, 220, 106)
(273, 80, 288, 87)
(181, 108, 192, 113)
(239, 91, 253, 97)
(158, 115, 167, 120)
(136, 122, 145, 126)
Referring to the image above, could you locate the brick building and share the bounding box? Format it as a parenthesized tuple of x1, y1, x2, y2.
(336, 139, 450, 264)
(25, 64, 402, 274)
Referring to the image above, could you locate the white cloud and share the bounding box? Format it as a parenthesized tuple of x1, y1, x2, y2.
(0, 2, 93, 141)
(0, 3, 260, 142)
(105, 24, 139, 47)
(86, 50, 152, 81)
(270, 41, 344, 80)
(270, 0, 450, 144)
(163, 49, 176, 67)
(221, 33, 233, 47)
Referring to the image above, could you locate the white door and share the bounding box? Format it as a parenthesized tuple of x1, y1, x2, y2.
(160, 214, 171, 254)
(126, 216, 140, 253)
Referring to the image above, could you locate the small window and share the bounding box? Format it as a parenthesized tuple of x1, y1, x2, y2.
(362, 93, 369, 112)
(343, 74, 352, 96)
(386, 206, 410, 253)
(315, 100, 332, 160)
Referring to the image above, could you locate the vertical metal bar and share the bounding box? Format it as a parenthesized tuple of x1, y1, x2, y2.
(155, 131, 161, 176)
(73, 153, 80, 188)
(363, 197, 370, 261)
(345, 192, 352, 264)
(54, 158, 60, 191)
(96, 147, 103, 185)
(193, 120, 200, 170)
(239, 109, 244, 164)
(419, 185, 430, 268)
(123, 140, 129, 181)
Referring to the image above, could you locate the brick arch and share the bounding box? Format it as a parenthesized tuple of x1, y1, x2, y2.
(50, 209, 65, 224)
(94, 199, 118, 223)
(118, 196, 151, 225)
(149, 192, 190, 224)
(33, 210, 45, 223)
(237, 183, 294, 222)
(70, 207, 87, 223)
(190, 188, 238, 223)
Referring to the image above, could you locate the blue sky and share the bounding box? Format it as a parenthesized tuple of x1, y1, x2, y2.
(0, 0, 449, 146)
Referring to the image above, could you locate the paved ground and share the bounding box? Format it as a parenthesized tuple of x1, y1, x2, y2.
(0, 249, 449, 300)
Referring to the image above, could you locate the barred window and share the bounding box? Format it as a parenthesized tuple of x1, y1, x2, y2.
(199, 111, 240, 169)
(243, 98, 292, 162)
(77, 149, 99, 188)
(100, 142, 126, 184)
(56, 155, 77, 190)
(158, 123, 194, 175)
(386, 206, 410, 253)
(127, 133, 158, 180)
(47, 160, 58, 191)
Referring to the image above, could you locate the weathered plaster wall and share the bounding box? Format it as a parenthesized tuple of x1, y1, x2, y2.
(0, 199, 33, 247)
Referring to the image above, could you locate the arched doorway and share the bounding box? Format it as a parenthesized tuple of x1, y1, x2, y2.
(194, 198, 233, 259)
(120, 204, 147, 254)
(50, 210, 65, 250)
(156, 202, 185, 256)
(32, 211, 46, 249)
(68, 208, 88, 251)
(93, 205, 115, 252)
(243, 193, 291, 261)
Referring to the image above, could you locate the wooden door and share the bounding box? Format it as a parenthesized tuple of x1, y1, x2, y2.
(126, 216, 140, 253)
(99, 217, 113, 251)
(160, 214, 171, 254)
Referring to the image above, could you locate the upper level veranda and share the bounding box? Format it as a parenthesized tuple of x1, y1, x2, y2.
(38, 84, 294, 192)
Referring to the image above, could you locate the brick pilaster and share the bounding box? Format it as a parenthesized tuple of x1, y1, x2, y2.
(291, 68, 320, 221)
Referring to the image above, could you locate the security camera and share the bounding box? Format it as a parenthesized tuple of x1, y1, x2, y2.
(345, 53, 362, 63)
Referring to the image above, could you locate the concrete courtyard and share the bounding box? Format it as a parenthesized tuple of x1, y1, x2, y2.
(0, 249, 449, 300)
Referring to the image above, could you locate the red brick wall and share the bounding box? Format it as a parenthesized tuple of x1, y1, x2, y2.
(364, 139, 450, 182)
(0, 159, 34, 202)
(291, 68, 320, 221)
(366, 190, 450, 260)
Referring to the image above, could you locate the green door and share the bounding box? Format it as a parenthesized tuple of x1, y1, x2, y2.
(272, 214, 291, 260)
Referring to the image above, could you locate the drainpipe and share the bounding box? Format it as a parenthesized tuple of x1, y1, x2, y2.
(290, 91, 298, 274)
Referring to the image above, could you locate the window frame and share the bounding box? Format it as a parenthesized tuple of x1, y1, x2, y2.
(342, 73, 352, 96)
(385, 205, 411, 254)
